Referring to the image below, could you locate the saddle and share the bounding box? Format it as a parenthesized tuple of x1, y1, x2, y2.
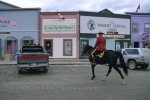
(96, 50, 105, 58)
(91, 49, 105, 58)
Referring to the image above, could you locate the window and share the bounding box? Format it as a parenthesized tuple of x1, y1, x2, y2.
(125, 49, 139, 55)
(116, 42, 120, 50)
(144, 23, 150, 33)
(122, 51, 127, 55)
(132, 23, 139, 33)
(124, 42, 128, 48)
(63, 39, 72, 56)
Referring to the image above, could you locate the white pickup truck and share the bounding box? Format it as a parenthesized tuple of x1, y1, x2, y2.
(118, 48, 150, 70)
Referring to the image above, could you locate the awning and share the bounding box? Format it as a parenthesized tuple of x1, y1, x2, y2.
(5, 36, 17, 40)
(21, 36, 33, 40)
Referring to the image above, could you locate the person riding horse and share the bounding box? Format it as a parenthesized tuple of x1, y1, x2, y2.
(91, 32, 106, 65)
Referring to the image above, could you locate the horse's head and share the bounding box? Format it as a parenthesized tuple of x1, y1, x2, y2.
(82, 44, 94, 55)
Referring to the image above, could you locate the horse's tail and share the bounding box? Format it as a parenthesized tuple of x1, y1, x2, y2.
(117, 51, 128, 75)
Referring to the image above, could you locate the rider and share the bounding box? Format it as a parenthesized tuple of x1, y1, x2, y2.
(91, 31, 106, 65)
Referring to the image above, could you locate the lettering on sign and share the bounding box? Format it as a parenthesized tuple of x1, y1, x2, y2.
(0, 32, 10, 34)
(103, 35, 125, 38)
(44, 25, 75, 32)
(0, 16, 17, 26)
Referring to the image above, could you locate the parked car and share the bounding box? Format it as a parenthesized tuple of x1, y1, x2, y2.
(17, 45, 49, 74)
(117, 48, 150, 70)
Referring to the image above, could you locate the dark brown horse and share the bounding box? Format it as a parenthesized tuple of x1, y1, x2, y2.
(82, 45, 128, 85)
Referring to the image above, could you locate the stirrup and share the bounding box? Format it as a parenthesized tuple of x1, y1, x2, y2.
(91, 62, 96, 65)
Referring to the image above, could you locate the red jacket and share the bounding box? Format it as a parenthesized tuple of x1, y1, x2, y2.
(94, 35, 106, 52)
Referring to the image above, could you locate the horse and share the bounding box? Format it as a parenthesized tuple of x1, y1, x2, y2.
(82, 45, 128, 85)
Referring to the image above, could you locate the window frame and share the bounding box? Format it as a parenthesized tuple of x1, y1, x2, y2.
(144, 23, 150, 33)
(63, 39, 73, 56)
(131, 23, 139, 33)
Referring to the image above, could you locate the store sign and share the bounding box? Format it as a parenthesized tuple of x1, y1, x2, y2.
(0, 32, 10, 34)
(80, 16, 130, 35)
(0, 16, 17, 27)
(42, 19, 76, 33)
(103, 34, 125, 38)
(44, 25, 75, 32)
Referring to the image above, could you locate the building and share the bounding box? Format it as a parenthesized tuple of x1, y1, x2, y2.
(79, 9, 131, 57)
(40, 12, 79, 58)
(126, 12, 150, 48)
(0, 1, 40, 57)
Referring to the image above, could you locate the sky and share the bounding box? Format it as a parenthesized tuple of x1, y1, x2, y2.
(2, 0, 150, 14)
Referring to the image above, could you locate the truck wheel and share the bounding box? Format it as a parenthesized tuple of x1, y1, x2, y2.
(43, 68, 48, 73)
(18, 70, 24, 74)
(128, 60, 137, 70)
(141, 64, 149, 69)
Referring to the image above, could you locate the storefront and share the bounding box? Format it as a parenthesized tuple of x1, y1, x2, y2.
(126, 12, 150, 48)
(79, 9, 131, 58)
(0, 1, 40, 57)
(40, 12, 79, 58)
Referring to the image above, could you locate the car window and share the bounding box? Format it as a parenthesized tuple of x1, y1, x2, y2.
(125, 49, 139, 54)
(22, 46, 43, 53)
(122, 51, 127, 55)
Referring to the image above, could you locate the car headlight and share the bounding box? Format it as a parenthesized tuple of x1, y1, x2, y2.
(141, 56, 144, 61)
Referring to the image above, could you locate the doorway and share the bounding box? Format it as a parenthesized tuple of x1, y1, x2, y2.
(134, 42, 139, 48)
(5, 36, 18, 54)
(80, 39, 89, 58)
(44, 39, 53, 56)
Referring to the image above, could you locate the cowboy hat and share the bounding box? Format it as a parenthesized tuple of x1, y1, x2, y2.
(98, 32, 104, 35)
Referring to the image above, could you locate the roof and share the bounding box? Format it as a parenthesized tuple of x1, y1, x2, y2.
(0, 0, 20, 8)
(126, 12, 150, 15)
(40, 11, 78, 15)
(79, 9, 130, 19)
(0, 8, 41, 11)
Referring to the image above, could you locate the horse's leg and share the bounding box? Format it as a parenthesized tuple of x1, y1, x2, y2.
(102, 65, 112, 81)
(91, 64, 96, 80)
(113, 65, 126, 85)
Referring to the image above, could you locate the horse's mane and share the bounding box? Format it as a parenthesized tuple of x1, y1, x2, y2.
(87, 45, 94, 49)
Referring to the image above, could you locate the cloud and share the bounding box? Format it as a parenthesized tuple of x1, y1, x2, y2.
(2, 0, 150, 13)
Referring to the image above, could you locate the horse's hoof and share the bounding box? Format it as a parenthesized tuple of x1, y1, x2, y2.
(102, 78, 106, 81)
(102, 76, 107, 81)
(121, 79, 126, 85)
(90, 78, 94, 80)
(90, 76, 95, 80)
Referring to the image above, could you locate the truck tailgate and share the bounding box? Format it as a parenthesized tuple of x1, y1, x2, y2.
(18, 53, 49, 63)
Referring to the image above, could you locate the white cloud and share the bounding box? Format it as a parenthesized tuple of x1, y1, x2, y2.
(2, 0, 150, 13)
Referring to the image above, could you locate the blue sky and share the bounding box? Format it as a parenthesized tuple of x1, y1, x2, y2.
(3, 0, 150, 14)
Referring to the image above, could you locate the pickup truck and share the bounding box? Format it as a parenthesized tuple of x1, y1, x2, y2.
(17, 45, 49, 74)
(118, 48, 150, 70)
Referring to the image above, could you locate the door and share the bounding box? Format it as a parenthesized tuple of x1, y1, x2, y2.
(134, 42, 139, 48)
(80, 40, 89, 58)
(44, 40, 53, 56)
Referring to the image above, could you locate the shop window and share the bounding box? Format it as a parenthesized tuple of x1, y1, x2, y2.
(123, 42, 128, 48)
(63, 39, 72, 56)
(132, 23, 139, 33)
(116, 42, 120, 50)
(21, 36, 34, 46)
(23, 40, 33, 46)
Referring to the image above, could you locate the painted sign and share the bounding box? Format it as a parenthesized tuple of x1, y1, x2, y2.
(0, 16, 17, 27)
(80, 16, 130, 35)
(44, 25, 75, 32)
(42, 19, 76, 33)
